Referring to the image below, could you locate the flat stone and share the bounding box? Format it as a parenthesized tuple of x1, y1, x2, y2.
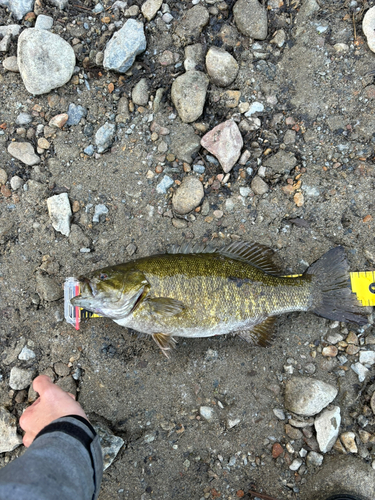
(18, 28, 75, 95)
(36, 272, 64, 301)
(171, 70, 209, 123)
(250, 175, 268, 195)
(9, 367, 34, 390)
(66, 103, 87, 126)
(340, 431, 358, 453)
(0, 407, 22, 453)
(3, 56, 19, 72)
(315, 406, 341, 453)
(103, 19, 146, 73)
(16, 113, 32, 125)
(93, 423, 125, 471)
(141, 0, 162, 21)
(35, 14, 53, 29)
(47, 192, 72, 236)
(245, 102, 264, 116)
(172, 176, 204, 215)
(233, 0, 267, 39)
(290, 458, 302, 471)
(156, 175, 174, 194)
(359, 351, 375, 366)
(272, 443, 283, 458)
(201, 120, 243, 173)
(54, 362, 70, 377)
(284, 377, 338, 417)
(95, 122, 116, 153)
(205, 47, 238, 87)
(174, 4, 209, 44)
(8, 142, 40, 166)
(0, 0, 34, 20)
(285, 424, 303, 440)
(132, 78, 149, 106)
(351, 362, 370, 383)
(93, 204, 108, 222)
(0, 169, 8, 185)
(322, 346, 338, 357)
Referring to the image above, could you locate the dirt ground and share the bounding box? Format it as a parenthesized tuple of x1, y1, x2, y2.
(1, 0, 375, 499)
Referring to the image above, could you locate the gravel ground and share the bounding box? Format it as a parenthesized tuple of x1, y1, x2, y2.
(1, 0, 375, 499)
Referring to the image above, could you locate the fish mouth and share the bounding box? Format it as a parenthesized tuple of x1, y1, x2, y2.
(78, 277, 97, 297)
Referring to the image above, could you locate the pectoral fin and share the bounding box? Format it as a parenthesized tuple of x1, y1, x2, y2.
(237, 316, 276, 347)
(145, 297, 186, 317)
(152, 333, 177, 358)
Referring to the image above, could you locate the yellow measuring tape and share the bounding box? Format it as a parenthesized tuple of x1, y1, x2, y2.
(350, 271, 375, 307)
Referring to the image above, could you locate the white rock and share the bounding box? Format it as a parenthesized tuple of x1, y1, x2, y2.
(273, 409, 285, 420)
(18, 346, 36, 360)
(315, 406, 341, 453)
(93, 424, 125, 471)
(9, 367, 34, 390)
(306, 451, 324, 466)
(284, 377, 338, 416)
(141, 0, 162, 21)
(363, 6, 375, 53)
(227, 418, 241, 428)
(200, 406, 215, 421)
(3, 56, 19, 72)
(47, 0, 68, 8)
(8, 142, 40, 166)
(245, 102, 264, 116)
(0, 0, 33, 20)
(205, 46, 238, 87)
(340, 431, 358, 453)
(0, 407, 22, 453)
(289, 458, 302, 471)
(47, 193, 72, 237)
(351, 362, 370, 382)
(359, 351, 375, 366)
(35, 14, 53, 30)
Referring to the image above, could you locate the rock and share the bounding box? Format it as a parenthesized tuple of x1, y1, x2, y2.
(170, 122, 201, 163)
(8, 142, 40, 166)
(54, 362, 70, 377)
(306, 451, 324, 467)
(0, 407, 22, 453)
(93, 204, 108, 223)
(263, 150, 297, 177)
(95, 122, 116, 153)
(351, 362, 370, 382)
(132, 78, 149, 106)
(363, 8, 375, 52)
(3, 56, 19, 72)
(10, 176, 23, 190)
(322, 346, 338, 357)
(36, 272, 63, 301)
(66, 103, 87, 126)
(245, 102, 264, 116)
(340, 432, 358, 453)
(285, 424, 303, 440)
(272, 443, 283, 458)
(200, 406, 216, 421)
(172, 176, 204, 215)
(271, 29, 286, 48)
(49, 113, 69, 128)
(174, 5, 209, 44)
(295, 0, 319, 24)
(35, 14, 53, 29)
(273, 409, 285, 420)
(0, 169, 7, 185)
(38, 138, 50, 149)
(68, 225, 91, 248)
(115, 96, 130, 123)
(171, 70, 209, 123)
(93, 423, 125, 471)
(205, 47, 238, 87)
(47, 193, 72, 236)
(359, 351, 375, 366)
(18, 346, 36, 360)
(84, 145, 95, 156)
(103, 19, 146, 73)
(16, 112, 32, 125)
(141, 0, 162, 21)
(250, 176, 268, 195)
(227, 418, 241, 428)
(184, 43, 204, 71)
(315, 406, 341, 453)
(56, 376, 76, 397)
(289, 458, 302, 471)
(18, 28, 75, 95)
(0, 0, 34, 20)
(284, 377, 338, 417)
(156, 175, 174, 194)
(201, 120, 243, 173)
(9, 367, 34, 390)
(48, 0, 68, 8)
(233, 0, 267, 39)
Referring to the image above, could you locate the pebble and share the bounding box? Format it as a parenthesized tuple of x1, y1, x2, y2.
(200, 406, 215, 422)
(93, 204, 108, 222)
(205, 47, 239, 87)
(272, 443, 283, 458)
(193, 165, 205, 174)
(346, 331, 358, 344)
(273, 409, 285, 420)
(170, 122, 201, 163)
(162, 12, 173, 23)
(66, 103, 87, 126)
(351, 362, 370, 383)
(227, 418, 241, 429)
(10, 176, 23, 190)
(250, 176, 268, 195)
(284, 377, 338, 416)
(95, 122, 116, 153)
(340, 432, 358, 453)
(184, 43, 204, 71)
(38, 137, 50, 149)
(47, 193, 72, 236)
(9, 367, 34, 390)
(18, 346, 36, 360)
(16, 113, 32, 125)
(174, 5, 209, 43)
(285, 424, 303, 440)
(171, 71, 209, 123)
(18, 28, 75, 95)
(0, 169, 7, 185)
(306, 451, 324, 467)
(172, 177, 204, 215)
(233, 0, 267, 39)
(156, 175, 174, 194)
(326, 332, 344, 344)
(54, 362, 70, 377)
(141, 0, 162, 21)
(314, 406, 341, 453)
(132, 78, 149, 106)
(49, 113, 69, 128)
(363, 6, 375, 53)
(0, 408, 22, 453)
(3, 56, 19, 72)
(84, 145, 95, 156)
(289, 458, 302, 471)
(271, 29, 286, 48)
(49, 0, 68, 8)
(93, 424, 125, 471)
(103, 19, 146, 73)
(8, 142, 40, 166)
(322, 346, 338, 357)
(245, 102, 264, 116)
(201, 120, 243, 173)
(36, 272, 64, 301)
(0, 0, 33, 20)
(359, 351, 375, 366)
(35, 14, 53, 30)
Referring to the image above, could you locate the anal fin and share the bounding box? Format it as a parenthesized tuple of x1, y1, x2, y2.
(237, 317, 276, 347)
(152, 333, 177, 358)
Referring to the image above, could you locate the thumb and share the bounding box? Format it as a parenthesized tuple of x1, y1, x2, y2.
(32, 375, 54, 396)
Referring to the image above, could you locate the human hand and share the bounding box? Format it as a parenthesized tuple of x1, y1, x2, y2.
(19, 375, 88, 447)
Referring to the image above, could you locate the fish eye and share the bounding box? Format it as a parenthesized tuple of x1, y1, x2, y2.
(100, 273, 108, 280)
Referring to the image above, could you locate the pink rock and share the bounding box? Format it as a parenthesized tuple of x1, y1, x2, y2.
(201, 120, 243, 173)
(49, 113, 68, 128)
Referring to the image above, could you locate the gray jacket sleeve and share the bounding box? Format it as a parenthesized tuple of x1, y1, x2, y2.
(0, 415, 103, 500)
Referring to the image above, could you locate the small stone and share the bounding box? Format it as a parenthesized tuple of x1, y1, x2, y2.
(245, 102, 264, 116)
(18, 346, 36, 360)
(326, 332, 344, 344)
(0, 0, 33, 20)
(9, 367, 34, 390)
(49, 113, 69, 128)
(272, 443, 283, 458)
(340, 432, 358, 453)
(315, 406, 341, 453)
(0, 169, 7, 185)
(84, 145, 95, 156)
(322, 346, 338, 357)
(170, 122, 201, 163)
(54, 362, 70, 377)
(66, 103, 87, 126)
(346, 344, 360, 356)
(363, 6, 375, 53)
(273, 409, 285, 420)
(172, 177, 204, 215)
(94, 423, 125, 471)
(47, 193, 72, 236)
(93, 204, 108, 223)
(132, 78, 149, 106)
(37, 137, 50, 149)
(359, 351, 375, 366)
(346, 331, 359, 344)
(126, 243, 137, 256)
(35, 14, 53, 30)
(199, 406, 215, 421)
(174, 5, 209, 44)
(250, 176, 268, 195)
(222, 90, 241, 108)
(172, 218, 188, 229)
(201, 120, 243, 173)
(184, 43, 204, 71)
(8, 142, 40, 166)
(1, 185, 11, 198)
(0, 408, 22, 453)
(233, 0, 267, 39)
(239, 187, 251, 197)
(285, 424, 303, 440)
(171, 71, 209, 123)
(16, 113, 32, 125)
(289, 458, 302, 471)
(284, 377, 338, 417)
(95, 122, 116, 153)
(156, 175, 174, 194)
(141, 0, 162, 21)
(205, 47, 238, 87)
(351, 362, 370, 383)
(3, 56, 19, 72)
(10, 176, 23, 190)
(359, 430, 372, 444)
(306, 451, 324, 467)
(271, 29, 286, 47)
(15, 390, 27, 404)
(227, 418, 241, 428)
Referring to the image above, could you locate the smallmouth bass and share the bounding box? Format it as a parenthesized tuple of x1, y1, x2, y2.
(71, 242, 367, 356)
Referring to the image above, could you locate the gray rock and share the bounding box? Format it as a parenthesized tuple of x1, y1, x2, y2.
(10, 175, 24, 190)
(263, 150, 297, 177)
(35, 14, 53, 30)
(8, 142, 40, 166)
(351, 362, 370, 382)
(54, 362, 70, 377)
(184, 43, 204, 71)
(201, 120, 243, 173)
(0, 24, 21, 37)
(205, 47, 238, 87)
(141, 0, 162, 21)
(16, 112, 32, 125)
(245, 102, 264, 116)
(172, 176, 204, 215)
(47, 0, 68, 8)
(0, 34, 11, 52)
(47, 193, 72, 236)
(95, 122, 116, 153)
(233, 0, 267, 39)
(0, 169, 7, 185)
(93, 204, 109, 223)
(69, 225, 91, 248)
(103, 19, 146, 73)
(156, 175, 174, 194)
(170, 122, 201, 163)
(9, 367, 34, 390)
(174, 5, 209, 44)
(200, 406, 216, 421)
(290, 458, 303, 471)
(306, 451, 324, 467)
(132, 78, 149, 106)
(0, 407, 22, 453)
(84, 145, 95, 156)
(0, 0, 34, 20)
(315, 406, 341, 453)
(171, 71, 209, 123)
(92, 2, 104, 12)
(17, 29, 75, 95)
(18, 346, 36, 360)
(115, 96, 130, 123)
(3, 56, 19, 72)
(250, 176, 268, 195)
(284, 377, 338, 417)
(66, 103, 87, 126)
(36, 272, 63, 301)
(93, 423, 125, 471)
(273, 409, 286, 420)
(340, 431, 358, 453)
(359, 351, 375, 366)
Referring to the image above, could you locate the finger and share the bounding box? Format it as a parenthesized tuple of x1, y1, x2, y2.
(32, 375, 53, 396)
(22, 433, 33, 448)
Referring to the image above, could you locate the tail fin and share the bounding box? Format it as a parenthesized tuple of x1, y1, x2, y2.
(306, 246, 367, 325)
